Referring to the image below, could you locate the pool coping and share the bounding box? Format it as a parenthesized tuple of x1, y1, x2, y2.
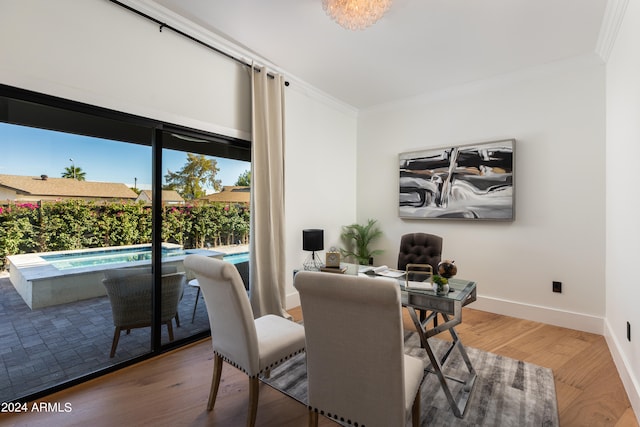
(7, 244, 225, 309)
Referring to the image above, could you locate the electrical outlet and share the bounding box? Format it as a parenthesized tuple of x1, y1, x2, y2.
(628, 322, 631, 342)
(552, 281, 562, 293)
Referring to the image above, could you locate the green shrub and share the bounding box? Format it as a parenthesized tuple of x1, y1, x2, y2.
(0, 200, 250, 269)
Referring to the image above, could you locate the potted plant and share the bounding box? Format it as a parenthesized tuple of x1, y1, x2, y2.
(340, 219, 383, 265)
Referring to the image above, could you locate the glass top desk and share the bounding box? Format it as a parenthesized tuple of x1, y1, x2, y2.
(338, 263, 477, 418)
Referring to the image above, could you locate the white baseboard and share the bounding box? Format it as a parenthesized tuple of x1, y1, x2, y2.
(604, 319, 640, 424)
(470, 295, 604, 334)
(287, 292, 605, 333)
(285, 291, 300, 311)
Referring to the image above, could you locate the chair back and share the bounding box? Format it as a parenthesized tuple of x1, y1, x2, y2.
(103, 265, 178, 280)
(294, 271, 407, 427)
(184, 255, 260, 375)
(397, 232, 443, 272)
(102, 272, 185, 327)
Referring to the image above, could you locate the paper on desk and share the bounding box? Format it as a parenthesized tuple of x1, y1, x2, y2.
(405, 280, 434, 290)
(372, 265, 405, 278)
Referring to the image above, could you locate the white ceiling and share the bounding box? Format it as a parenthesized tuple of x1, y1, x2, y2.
(147, 0, 609, 109)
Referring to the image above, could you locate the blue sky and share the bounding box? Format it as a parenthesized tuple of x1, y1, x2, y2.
(0, 122, 250, 192)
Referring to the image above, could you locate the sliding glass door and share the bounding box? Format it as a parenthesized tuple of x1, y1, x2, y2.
(0, 84, 250, 402)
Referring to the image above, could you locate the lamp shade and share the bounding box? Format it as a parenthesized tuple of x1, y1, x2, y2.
(302, 229, 324, 251)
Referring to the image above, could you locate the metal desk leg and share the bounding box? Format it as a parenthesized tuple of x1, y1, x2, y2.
(408, 307, 477, 418)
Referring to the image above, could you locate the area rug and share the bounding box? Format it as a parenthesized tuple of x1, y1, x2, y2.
(262, 331, 559, 426)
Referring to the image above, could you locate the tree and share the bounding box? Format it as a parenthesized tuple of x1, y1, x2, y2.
(164, 153, 221, 200)
(61, 166, 86, 181)
(235, 170, 251, 186)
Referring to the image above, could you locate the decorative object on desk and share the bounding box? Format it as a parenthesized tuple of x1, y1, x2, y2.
(263, 332, 559, 427)
(437, 259, 457, 278)
(405, 263, 433, 289)
(432, 274, 449, 295)
(339, 218, 383, 265)
(399, 139, 515, 220)
(302, 229, 324, 271)
(325, 246, 341, 268)
(320, 266, 348, 274)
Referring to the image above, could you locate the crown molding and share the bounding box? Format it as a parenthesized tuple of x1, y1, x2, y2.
(114, 0, 357, 116)
(595, 0, 629, 62)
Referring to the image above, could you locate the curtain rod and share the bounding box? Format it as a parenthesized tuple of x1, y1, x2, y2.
(108, 0, 289, 86)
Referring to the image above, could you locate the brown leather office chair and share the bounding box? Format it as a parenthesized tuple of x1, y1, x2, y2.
(397, 232, 443, 273)
(398, 233, 443, 322)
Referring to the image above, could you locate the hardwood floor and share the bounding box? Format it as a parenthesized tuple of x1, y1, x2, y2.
(0, 307, 637, 427)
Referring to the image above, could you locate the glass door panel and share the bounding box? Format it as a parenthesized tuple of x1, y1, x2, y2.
(160, 142, 251, 343)
(0, 121, 153, 402)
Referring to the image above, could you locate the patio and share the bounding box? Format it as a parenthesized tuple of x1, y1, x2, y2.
(0, 271, 211, 403)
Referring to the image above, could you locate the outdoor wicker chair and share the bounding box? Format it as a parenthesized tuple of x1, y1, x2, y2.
(102, 272, 185, 358)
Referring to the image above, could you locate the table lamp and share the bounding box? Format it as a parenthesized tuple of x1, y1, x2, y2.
(302, 229, 324, 271)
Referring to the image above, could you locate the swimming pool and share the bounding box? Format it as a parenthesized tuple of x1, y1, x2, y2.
(41, 245, 188, 270)
(7, 244, 243, 309)
(222, 252, 249, 264)
(40, 246, 248, 270)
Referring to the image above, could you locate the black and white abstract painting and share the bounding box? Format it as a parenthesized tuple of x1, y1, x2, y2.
(399, 139, 515, 220)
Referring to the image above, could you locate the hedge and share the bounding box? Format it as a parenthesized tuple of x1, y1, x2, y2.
(0, 200, 249, 269)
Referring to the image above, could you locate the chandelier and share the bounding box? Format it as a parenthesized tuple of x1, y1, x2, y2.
(321, 0, 393, 31)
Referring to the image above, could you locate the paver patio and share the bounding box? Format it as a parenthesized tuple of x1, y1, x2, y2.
(0, 272, 211, 402)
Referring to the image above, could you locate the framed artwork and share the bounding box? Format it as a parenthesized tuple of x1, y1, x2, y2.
(399, 139, 515, 220)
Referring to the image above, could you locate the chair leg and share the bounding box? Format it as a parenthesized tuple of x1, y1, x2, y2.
(109, 327, 122, 358)
(309, 408, 318, 427)
(207, 354, 223, 411)
(247, 376, 259, 427)
(166, 321, 174, 341)
(191, 287, 200, 323)
(175, 312, 181, 328)
(411, 387, 421, 427)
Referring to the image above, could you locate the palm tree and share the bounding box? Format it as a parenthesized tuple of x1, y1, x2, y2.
(61, 165, 86, 181)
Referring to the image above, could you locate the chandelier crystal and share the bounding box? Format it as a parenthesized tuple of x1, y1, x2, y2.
(321, 0, 393, 31)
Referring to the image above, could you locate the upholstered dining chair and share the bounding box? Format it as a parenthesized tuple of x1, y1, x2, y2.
(102, 271, 185, 358)
(294, 271, 426, 427)
(183, 254, 305, 427)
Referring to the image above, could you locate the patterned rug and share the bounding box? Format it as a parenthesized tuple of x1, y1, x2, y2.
(262, 331, 559, 426)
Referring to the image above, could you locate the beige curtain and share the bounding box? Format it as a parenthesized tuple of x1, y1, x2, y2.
(249, 65, 287, 318)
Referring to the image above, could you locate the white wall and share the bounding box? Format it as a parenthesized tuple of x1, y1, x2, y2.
(358, 55, 606, 333)
(606, 0, 640, 416)
(283, 86, 358, 307)
(0, 0, 251, 140)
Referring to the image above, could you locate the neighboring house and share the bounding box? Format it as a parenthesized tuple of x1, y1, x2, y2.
(136, 189, 185, 205)
(202, 186, 250, 205)
(0, 174, 138, 203)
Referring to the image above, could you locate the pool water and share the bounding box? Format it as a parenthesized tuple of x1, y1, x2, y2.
(41, 246, 249, 270)
(223, 252, 249, 264)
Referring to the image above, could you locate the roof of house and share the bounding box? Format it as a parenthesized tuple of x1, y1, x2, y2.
(137, 189, 185, 203)
(0, 174, 138, 199)
(203, 186, 250, 204)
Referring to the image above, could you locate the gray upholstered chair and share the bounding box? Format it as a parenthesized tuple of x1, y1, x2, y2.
(104, 265, 183, 327)
(294, 271, 425, 427)
(183, 254, 305, 427)
(102, 272, 185, 358)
